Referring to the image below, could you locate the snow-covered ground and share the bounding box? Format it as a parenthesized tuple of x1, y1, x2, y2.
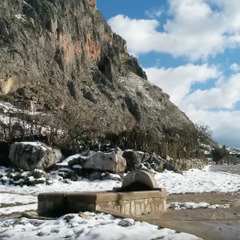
(0, 212, 202, 240)
(1, 165, 240, 240)
(0, 204, 37, 216)
(0, 193, 36, 205)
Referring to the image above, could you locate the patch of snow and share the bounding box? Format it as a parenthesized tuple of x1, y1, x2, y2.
(0, 101, 64, 141)
(28, 176, 35, 182)
(72, 165, 82, 169)
(0, 204, 37, 216)
(0, 193, 36, 205)
(119, 73, 165, 113)
(20, 142, 51, 151)
(123, 149, 134, 152)
(15, 14, 26, 22)
(56, 154, 81, 166)
(107, 173, 122, 181)
(169, 202, 230, 210)
(0, 212, 202, 240)
(154, 166, 240, 194)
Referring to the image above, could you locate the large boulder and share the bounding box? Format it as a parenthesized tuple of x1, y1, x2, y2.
(82, 148, 126, 173)
(9, 142, 62, 171)
(62, 147, 126, 173)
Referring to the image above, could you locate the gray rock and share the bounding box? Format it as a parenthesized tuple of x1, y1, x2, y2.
(9, 142, 62, 171)
(118, 218, 135, 227)
(80, 150, 96, 157)
(142, 152, 151, 162)
(150, 156, 165, 172)
(123, 149, 141, 171)
(164, 162, 183, 174)
(82, 89, 97, 104)
(82, 150, 126, 173)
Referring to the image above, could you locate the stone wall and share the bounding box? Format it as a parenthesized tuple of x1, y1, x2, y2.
(37, 190, 167, 217)
(96, 195, 166, 216)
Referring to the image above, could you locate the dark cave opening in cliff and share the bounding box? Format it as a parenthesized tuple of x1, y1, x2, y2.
(98, 56, 113, 81)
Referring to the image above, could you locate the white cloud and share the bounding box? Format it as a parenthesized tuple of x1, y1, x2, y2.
(230, 63, 240, 72)
(182, 73, 240, 110)
(184, 108, 240, 148)
(144, 64, 220, 104)
(145, 8, 163, 19)
(108, 0, 240, 61)
(145, 64, 240, 148)
(108, 15, 160, 55)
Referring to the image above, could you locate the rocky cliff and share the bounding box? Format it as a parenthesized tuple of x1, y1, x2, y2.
(0, 0, 197, 157)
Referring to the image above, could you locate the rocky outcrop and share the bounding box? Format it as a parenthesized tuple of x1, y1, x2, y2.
(82, 150, 126, 173)
(56, 147, 205, 176)
(0, 0, 196, 157)
(9, 142, 62, 170)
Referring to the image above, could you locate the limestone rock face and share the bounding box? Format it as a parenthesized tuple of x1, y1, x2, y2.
(0, 0, 195, 152)
(9, 142, 62, 170)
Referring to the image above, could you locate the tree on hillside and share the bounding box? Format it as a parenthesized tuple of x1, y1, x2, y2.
(171, 122, 212, 159)
(194, 122, 212, 144)
(211, 145, 229, 164)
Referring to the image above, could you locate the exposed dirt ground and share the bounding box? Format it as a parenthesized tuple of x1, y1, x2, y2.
(164, 192, 240, 225)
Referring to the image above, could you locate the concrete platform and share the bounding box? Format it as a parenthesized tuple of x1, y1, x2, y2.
(37, 189, 167, 217)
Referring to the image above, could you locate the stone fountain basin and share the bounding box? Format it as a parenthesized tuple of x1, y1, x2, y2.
(37, 170, 167, 217)
(38, 189, 167, 217)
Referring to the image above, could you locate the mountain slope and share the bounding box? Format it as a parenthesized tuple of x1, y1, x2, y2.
(0, 0, 196, 157)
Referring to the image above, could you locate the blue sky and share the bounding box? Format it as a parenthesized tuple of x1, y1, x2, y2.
(97, 0, 240, 148)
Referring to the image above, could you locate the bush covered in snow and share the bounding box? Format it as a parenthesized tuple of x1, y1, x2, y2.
(0, 167, 52, 186)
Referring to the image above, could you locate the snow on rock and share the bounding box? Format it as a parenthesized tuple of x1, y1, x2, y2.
(0, 167, 51, 186)
(82, 148, 126, 173)
(65, 149, 127, 173)
(15, 14, 26, 22)
(56, 154, 82, 167)
(9, 142, 62, 171)
(0, 212, 202, 240)
(118, 218, 135, 227)
(57, 148, 126, 174)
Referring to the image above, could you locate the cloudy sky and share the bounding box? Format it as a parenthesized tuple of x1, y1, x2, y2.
(98, 0, 240, 148)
